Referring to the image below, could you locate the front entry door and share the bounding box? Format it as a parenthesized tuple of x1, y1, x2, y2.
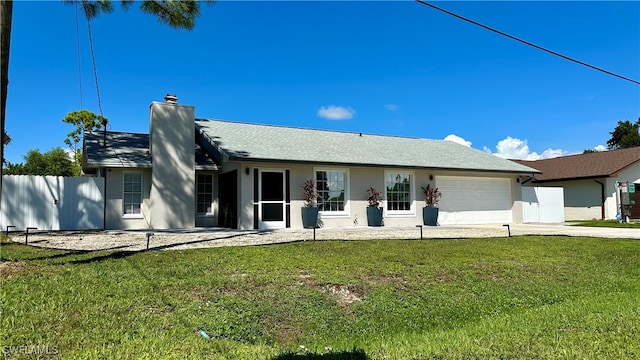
(218, 170, 238, 229)
(259, 170, 286, 229)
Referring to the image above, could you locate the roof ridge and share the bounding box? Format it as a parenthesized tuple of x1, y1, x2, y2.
(518, 145, 640, 163)
(195, 117, 431, 141)
(86, 130, 149, 136)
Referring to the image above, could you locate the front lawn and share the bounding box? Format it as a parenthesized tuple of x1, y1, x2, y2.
(1, 235, 639, 359)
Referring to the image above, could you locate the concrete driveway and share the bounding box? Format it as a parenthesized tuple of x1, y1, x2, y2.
(502, 223, 640, 239)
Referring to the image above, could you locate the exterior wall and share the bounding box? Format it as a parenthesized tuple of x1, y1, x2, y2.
(537, 179, 603, 220)
(612, 164, 640, 219)
(220, 163, 249, 229)
(511, 178, 524, 223)
(105, 168, 152, 229)
(536, 179, 604, 220)
(232, 161, 522, 230)
(149, 101, 196, 229)
(533, 164, 640, 221)
(102, 158, 525, 230)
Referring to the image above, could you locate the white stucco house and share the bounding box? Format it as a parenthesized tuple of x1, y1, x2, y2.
(83, 95, 540, 230)
(516, 148, 640, 220)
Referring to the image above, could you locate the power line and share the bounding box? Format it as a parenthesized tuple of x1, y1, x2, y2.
(84, 5, 104, 116)
(414, 0, 640, 85)
(75, 1, 83, 109)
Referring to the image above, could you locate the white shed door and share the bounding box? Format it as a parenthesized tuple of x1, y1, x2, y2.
(436, 176, 512, 224)
(522, 186, 565, 223)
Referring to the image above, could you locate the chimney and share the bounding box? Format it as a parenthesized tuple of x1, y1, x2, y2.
(164, 93, 178, 104)
(148, 94, 195, 229)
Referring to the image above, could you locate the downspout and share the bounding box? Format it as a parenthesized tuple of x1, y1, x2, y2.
(594, 179, 605, 220)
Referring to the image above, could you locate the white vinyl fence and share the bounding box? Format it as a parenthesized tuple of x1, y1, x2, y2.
(522, 186, 565, 223)
(0, 175, 105, 231)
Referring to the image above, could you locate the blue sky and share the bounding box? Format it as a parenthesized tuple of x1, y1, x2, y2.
(5, 1, 639, 164)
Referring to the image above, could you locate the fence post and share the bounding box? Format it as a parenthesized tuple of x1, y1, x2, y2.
(416, 225, 423, 240)
(5, 225, 15, 237)
(25, 227, 37, 244)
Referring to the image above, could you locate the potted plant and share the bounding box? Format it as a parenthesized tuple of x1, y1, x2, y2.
(421, 184, 442, 226)
(301, 179, 320, 229)
(366, 187, 383, 227)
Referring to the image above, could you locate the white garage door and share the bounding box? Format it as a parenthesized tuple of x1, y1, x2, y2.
(436, 176, 512, 224)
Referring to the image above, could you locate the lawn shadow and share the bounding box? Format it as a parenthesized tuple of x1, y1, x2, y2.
(0, 241, 136, 263)
(271, 348, 369, 360)
(68, 250, 140, 264)
(148, 231, 271, 251)
(23, 245, 133, 261)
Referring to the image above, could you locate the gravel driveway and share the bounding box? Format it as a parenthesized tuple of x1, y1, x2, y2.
(6, 224, 639, 252)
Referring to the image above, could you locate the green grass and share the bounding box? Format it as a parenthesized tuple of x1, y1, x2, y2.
(1, 235, 640, 359)
(568, 219, 640, 228)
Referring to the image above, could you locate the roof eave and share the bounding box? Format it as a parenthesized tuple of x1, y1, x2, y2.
(531, 174, 611, 183)
(224, 156, 541, 175)
(84, 161, 153, 169)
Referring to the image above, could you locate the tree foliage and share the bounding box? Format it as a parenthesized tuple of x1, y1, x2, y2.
(1, 0, 214, 198)
(63, 110, 107, 152)
(4, 148, 75, 177)
(607, 118, 640, 150)
(582, 149, 601, 154)
(1, 130, 9, 164)
(2, 130, 9, 147)
(64, 0, 213, 30)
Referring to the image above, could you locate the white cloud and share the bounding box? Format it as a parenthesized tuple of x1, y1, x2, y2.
(64, 148, 76, 161)
(384, 104, 399, 111)
(485, 136, 570, 160)
(317, 105, 355, 120)
(444, 134, 472, 147)
(593, 144, 607, 152)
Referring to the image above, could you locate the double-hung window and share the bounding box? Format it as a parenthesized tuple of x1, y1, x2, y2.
(123, 172, 143, 216)
(315, 169, 348, 216)
(196, 173, 214, 215)
(385, 171, 414, 215)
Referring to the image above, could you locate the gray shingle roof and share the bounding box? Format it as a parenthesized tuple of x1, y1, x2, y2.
(83, 131, 218, 170)
(195, 119, 540, 174)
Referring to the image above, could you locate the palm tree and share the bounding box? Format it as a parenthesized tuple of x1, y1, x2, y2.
(1, 1, 13, 201)
(0, 0, 213, 205)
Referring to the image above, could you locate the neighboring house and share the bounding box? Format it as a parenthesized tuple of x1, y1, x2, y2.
(515, 147, 640, 220)
(83, 95, 540, 230)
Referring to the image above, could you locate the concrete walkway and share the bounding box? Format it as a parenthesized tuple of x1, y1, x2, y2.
(7, 223, 639, 252)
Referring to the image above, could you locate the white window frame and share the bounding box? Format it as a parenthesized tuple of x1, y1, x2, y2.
(384, 170, 415, 217)
(314, 168, 350, 218)
(196, 173, 215, 216)
(123, 171, 143, 218)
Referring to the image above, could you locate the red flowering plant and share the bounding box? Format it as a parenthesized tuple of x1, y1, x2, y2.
(421, 184, 442, 208)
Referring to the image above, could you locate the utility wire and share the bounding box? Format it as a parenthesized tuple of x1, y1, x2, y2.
(84, 5, 104, 116)
(75, 1, 83, 109)
(415, 0, 640, 85)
